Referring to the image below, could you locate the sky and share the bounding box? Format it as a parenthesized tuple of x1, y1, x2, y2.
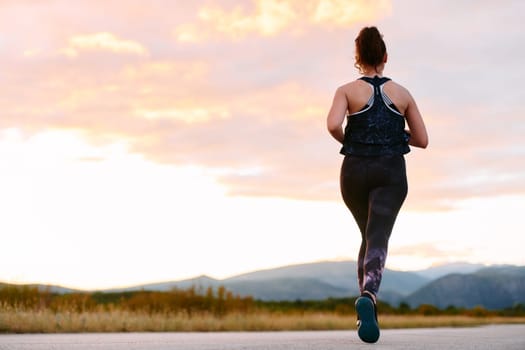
(1, 0, 524, 290)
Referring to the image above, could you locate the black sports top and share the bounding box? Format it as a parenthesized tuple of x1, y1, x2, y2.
(340, 76, 410, 157)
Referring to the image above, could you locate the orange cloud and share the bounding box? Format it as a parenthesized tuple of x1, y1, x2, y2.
(134, 106, 231, 124)
(313, 0, 391, 26)
(175, 0, 392, 42)
(199, 0, 297, 37)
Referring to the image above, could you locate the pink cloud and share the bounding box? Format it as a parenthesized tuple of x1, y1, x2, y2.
(389, 243, 461, 259)
(0, 0, 524, 211)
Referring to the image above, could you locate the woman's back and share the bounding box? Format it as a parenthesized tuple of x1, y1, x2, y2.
(329, 77, 427, 149)
(340, 78, 410, 117)
(340, 76, 410, 157)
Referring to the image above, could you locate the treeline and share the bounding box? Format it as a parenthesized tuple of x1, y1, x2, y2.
(260, 298, 525, 317)
(0, 284, 253, 316)
(1, 284, 524, 317)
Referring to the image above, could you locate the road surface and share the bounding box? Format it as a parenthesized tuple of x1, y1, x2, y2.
(0, 324, 524, 349)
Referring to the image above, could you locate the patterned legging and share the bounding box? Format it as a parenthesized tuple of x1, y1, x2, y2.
(340, 154, 408, 297)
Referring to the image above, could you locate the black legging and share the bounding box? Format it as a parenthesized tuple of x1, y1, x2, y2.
(340, 154, 408, 297)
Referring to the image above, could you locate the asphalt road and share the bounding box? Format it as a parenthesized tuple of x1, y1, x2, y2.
(1, 325, 524, 350)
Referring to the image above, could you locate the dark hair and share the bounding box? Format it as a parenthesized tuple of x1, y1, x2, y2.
(354, 26, 386, 74)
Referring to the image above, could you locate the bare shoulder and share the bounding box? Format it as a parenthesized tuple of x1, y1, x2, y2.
(338, 79, 365, 92)
(339, 79, 373, 98)
(384, 79, 411, 97)
(383, 80, 414, 114)
(338, 80, 374, 114)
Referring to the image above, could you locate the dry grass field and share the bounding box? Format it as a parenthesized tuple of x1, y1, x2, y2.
(1, 285, 524, 333)
(2, 308, 525, 333)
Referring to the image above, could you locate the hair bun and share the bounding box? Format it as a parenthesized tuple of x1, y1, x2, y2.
(354, 26, 386, 73)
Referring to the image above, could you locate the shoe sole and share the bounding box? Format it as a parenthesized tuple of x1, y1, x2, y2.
(355, 297, 380, 343)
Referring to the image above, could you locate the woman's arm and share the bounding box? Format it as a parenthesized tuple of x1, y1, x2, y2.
(326, 87, 348, 144)
(405, 92, 428, 148)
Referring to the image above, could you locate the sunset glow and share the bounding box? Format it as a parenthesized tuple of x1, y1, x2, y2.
(1, 0, 524, 290)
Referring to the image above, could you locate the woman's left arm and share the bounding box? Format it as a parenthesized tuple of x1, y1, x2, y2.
(326, 87, 348, 144)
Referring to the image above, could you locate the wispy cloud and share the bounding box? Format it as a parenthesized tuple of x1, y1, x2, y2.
(60, 32, 148, 57)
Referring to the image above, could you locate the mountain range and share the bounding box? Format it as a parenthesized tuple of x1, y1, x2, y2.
(104, 261, 524, 309)
(4, 261, 524, 309)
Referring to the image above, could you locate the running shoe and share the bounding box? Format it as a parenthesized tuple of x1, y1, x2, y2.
(355, 295, 380, 343)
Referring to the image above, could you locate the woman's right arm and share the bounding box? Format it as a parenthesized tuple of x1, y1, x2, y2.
(405, 91, 428, 148)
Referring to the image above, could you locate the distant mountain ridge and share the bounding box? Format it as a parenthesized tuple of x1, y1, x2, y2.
(407, 266, 525, 309)
(3, 261, 524, 309)
(0, 282, 80, 294)
(102, 261, 429, 302)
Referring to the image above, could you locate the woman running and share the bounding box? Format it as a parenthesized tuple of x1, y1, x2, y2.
(326, 26, 428, 343)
